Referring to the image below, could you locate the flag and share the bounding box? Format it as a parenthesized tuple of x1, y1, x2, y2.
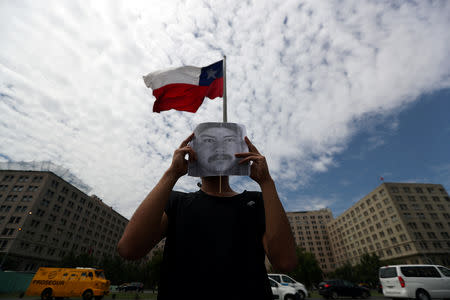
(143, 60, 223, 113)
(380, 176, 384, 181)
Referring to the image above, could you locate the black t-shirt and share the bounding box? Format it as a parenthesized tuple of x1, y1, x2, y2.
(158, 190, 273, 300)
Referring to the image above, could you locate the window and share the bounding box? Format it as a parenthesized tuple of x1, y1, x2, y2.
(415, 187, 423, 194)
(438, 266, 450, 277)
(407, 222, 417, 229)
(400, 266, 441, 278)
(422, 222, 431, 229)
(435, 222, 444, 229)
(427, 232, 437, 239)
(416, 213, 425, 219)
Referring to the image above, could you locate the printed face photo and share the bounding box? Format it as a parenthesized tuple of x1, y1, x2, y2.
(188, 122, 250, 177)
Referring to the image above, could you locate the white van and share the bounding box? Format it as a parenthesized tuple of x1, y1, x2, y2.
(379, 265, 450, 300)
(269, 278, 300, 300)
(268, 273, 308, 299)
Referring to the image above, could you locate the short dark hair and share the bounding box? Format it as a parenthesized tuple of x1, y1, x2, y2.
(194, 122, 243, 137)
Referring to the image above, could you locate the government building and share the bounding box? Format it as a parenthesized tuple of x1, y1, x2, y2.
(286, 208, 336, 274)
(0, 166, 128, 271)
(327, 182, 450, 269)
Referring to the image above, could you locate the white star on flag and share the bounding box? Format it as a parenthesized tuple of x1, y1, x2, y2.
(206, 69, 217, 79)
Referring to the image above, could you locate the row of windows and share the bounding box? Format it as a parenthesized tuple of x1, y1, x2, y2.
(17, 240, 115, 258)
(403, 212, 450, 219)
(288, 213, 331, 220)
(390, 185, 447, 195)
(394, 195, 450, 203)
(2, 175, 43, 182)
(399, 203, 449, 210)
(412, 232, 450, 239)
(407, 221, 449, 229)
(1, 195, 33, 202)
(0, 185, 40, 192)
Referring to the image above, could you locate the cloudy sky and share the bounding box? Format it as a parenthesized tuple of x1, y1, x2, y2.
(1, 0, 449, 219)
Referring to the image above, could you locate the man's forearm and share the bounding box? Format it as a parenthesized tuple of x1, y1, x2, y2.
(261, 179, 297, 272)
(117, 170, 178, 259)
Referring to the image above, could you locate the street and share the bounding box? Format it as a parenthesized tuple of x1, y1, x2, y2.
(0, 295, 388, 300)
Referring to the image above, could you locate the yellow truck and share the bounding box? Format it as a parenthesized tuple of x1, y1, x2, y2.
(25, 267, 110, 300)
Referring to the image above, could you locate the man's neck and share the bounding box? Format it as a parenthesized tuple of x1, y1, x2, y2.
(201, 176, 238, 197)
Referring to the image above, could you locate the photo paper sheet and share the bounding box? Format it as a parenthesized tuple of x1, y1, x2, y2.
(188, 122, 250, 177)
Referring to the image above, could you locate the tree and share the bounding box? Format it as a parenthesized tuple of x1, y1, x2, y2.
(57, 251, 97, 268)
(331, 261, 357, 283)
(356, 253, 381, 288)
(146, 250, 163, 291)
(288, 247, 323, 288)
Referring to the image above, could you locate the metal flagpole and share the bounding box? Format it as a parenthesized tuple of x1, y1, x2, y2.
(223, 55, 227, 123)
(220, 56, 227, 193)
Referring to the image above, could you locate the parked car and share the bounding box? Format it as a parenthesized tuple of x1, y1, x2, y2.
(268, 273, 309, 299)
(269, 278, 301, 300)
(318, 279, 370, 299)
(117, 282, 144, 292)
(379, 264, 450, 300)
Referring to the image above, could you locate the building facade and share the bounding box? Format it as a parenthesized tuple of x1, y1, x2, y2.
(327, 182, 450, 268)
(287, 208, 336, 274)
(0, 170, 128, 271)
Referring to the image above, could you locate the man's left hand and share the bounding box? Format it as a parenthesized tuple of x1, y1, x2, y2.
(235, 136, 272, 185)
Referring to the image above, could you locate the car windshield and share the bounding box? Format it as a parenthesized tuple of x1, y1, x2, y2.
(269, 275, 281, 283)
(95, 271, 105, 279)
(379, 267, 397, 278)
(282, 275, 295, 283)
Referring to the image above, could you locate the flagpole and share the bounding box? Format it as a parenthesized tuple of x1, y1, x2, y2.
(223, 55, 227, 123)
(220, 56, 227, 193)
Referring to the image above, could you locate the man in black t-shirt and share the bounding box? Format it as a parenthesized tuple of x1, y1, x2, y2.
(118, 133, 297, 300)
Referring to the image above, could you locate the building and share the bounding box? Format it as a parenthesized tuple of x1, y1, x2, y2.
(327, 182, 450, 268)
(287, 208, 336, 274)
(0, 169, 128, 271)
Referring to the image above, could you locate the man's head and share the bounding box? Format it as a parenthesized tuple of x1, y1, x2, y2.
(188, 122, 249, 177)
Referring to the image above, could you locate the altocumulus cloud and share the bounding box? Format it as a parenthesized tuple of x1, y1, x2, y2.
(0, 0, 449, 218)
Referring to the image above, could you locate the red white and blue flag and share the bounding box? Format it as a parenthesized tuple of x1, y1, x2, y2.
(143, 60, 223, 113)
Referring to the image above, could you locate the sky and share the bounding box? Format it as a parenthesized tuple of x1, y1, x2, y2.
(0, 0, 449, 219)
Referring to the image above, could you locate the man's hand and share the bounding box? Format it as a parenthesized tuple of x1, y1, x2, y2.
(167, 133, 197, 179)
(235, 136, 272, 185)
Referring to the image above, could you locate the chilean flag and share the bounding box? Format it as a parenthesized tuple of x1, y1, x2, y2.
(143, 60, 223, 113)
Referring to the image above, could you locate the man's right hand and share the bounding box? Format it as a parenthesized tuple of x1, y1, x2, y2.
(167, 133, 197, 179)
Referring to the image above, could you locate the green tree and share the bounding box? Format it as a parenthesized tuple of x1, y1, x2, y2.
(57, 251, 97, 268)
(331, 261, 357, 283)
(146, 250, 163, 291)
(288, 247, 323, 288)
(356, 253, 381, 288)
